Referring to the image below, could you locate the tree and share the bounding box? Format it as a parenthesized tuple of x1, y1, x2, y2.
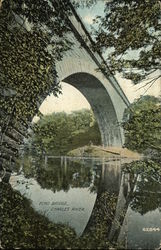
(29, 110, 101, 155)
(93, 0, 161, 85)
(72, 0, 97, 8)
(32, 112, 72, 155)
(68, 109, 95, 135)
(0, 0, 72, 127)
(122, 95, 161, 153)
(0, 0, 73, 160)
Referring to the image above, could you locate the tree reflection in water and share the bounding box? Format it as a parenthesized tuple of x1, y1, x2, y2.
(14, 156, 161, 249)
(107, 159, 161, 248)
(130, 175, 161, 215)
(20, 156, 161, 220)
(20, 156, 101, 193)
(122, 160, 161, 215)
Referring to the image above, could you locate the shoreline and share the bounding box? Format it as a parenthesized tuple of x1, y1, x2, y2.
(67, 145, 142, 160)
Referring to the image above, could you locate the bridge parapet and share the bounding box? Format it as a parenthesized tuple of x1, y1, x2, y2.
(66, 3, 129, 107)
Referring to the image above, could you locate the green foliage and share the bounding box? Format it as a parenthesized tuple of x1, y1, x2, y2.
(122, 159, 161, 177)
(122, 95, 161, 153)
(0, 0, 72, 142)
(0, 29, 57, 122)
(30, 109, 101, 155)
(33, 112, 73, 155)
(75, 191, 118, 249)
(93, 0, 161, 84)
(72, 0, 97, 8)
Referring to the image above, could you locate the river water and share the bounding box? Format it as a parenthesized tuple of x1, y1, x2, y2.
(9, 156, 161, 249)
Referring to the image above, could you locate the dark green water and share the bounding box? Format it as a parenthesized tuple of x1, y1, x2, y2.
(9, 157, 161, 249)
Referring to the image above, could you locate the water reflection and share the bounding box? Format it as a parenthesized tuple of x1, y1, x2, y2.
(44, 160, 102, 194)
(116, 161, 161, 249)
(11, 173, 97, 236)
(11, 157, 104, 236)
(100, 159, 121, 195)
(10, 157, 161, 249)
(130, 175, 161, 214)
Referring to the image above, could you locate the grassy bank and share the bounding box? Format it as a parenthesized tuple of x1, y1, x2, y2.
(67, 145, 141, 159)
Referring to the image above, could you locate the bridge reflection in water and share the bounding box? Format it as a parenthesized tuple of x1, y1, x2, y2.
(10, 156, 161, 249)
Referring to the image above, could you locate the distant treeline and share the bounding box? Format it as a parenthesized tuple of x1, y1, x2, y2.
(24, 95, 161, 158)
(26, 109, 101, 155)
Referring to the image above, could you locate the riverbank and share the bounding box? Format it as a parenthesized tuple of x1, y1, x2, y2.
(67, 145, 142, 160)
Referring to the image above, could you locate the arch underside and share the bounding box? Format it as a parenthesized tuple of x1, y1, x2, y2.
(63, 72, 122, 147)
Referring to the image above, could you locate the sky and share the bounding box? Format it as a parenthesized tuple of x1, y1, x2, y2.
(33, 1, 161, 121)
(39, 82, 90, 115)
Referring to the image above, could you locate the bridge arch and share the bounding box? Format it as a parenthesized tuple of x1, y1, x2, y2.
(55, 58, 128, 147)
(62, 72, 122, 147)
(0, 5, 130, 171)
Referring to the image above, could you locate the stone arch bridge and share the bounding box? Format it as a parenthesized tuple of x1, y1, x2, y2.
(0, 3, 129, 175)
